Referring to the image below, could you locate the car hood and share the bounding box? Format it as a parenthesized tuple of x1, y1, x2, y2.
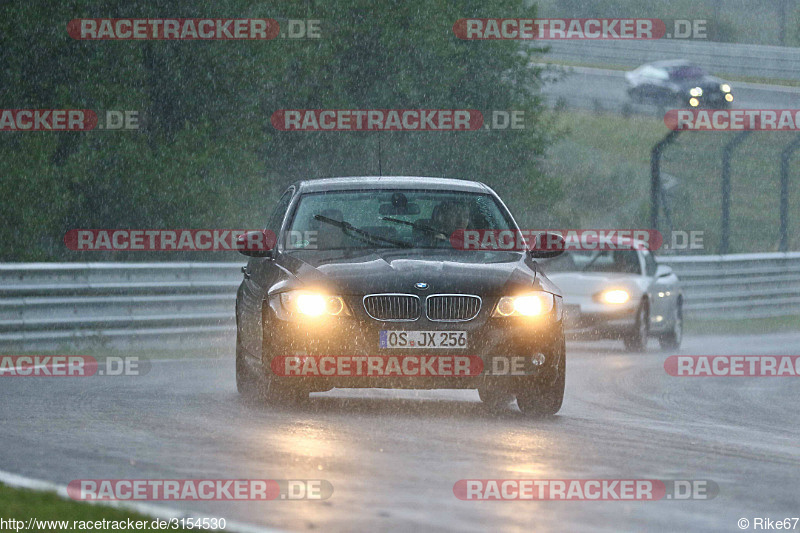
(276, 249, 544, 295)
(545, 271, 642, 300)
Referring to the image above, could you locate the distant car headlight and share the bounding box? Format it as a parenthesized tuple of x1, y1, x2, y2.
(689, 87, 703, 97)
(720, 83, 731, 93)
(492, 292, 555, 317)
(280, 291, 350, 317)
(594, 289, 630, 305)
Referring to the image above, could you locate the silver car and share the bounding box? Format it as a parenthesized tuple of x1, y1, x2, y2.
(542, 245, 682, 351)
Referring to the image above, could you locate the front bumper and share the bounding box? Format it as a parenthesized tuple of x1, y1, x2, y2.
(259, 295, 564, 391)
(686, 92, 731, 108)
(563, 302, 637, 338)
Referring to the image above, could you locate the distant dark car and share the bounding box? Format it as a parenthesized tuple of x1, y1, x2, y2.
(235, 176, 567, 415)
(625, 60, 733, 108)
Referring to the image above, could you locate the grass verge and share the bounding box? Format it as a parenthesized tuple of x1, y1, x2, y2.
(0, 483, 194, 532)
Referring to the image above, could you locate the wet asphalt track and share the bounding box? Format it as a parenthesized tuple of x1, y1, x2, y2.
(2, 333, 799, 532)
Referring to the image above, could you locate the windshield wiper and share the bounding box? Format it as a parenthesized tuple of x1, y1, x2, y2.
(314, 214, 411, 248)
(380, 216, 443, 236)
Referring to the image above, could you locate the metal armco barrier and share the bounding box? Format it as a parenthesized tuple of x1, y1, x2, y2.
(659, 252, 800, 320)
(1, 255, 798, 351)
(0, 263, 242, 352)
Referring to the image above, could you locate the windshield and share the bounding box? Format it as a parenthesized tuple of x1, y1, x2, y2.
(542, 249, 642, 274)
(285, 189, 515, 250)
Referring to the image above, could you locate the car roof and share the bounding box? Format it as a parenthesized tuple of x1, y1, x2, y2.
(293, 176, 491, 194)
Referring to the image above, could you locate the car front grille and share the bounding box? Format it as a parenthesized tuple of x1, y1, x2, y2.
(363, 294, 420, 321)
(426, 294, 482, 322)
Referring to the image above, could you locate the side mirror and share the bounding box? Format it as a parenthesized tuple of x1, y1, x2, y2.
(237, 230, 274, 258)
(528, 232, 565, 259)
(656, 264, 673, 278)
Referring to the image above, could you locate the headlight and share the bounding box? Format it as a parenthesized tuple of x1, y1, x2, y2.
(720, 83, 731, 93)
(492, 292, 554, 317)
(689, 87, 703, 97)
(280, 291, 350, 317)
(724, 93, 733, 102)
(595, 289, 630, 305)
(689, 97, 699, 107)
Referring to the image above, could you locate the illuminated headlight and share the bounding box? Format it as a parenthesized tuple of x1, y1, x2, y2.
(280, 291, 350, 317)
(595, 289, 630, 305)
(724, 93, 733, 102)
(720, 83, 731, 93)
(689, 87, 703, 97)
(492, 292, 555, 317)
(688, 97, 699, 107)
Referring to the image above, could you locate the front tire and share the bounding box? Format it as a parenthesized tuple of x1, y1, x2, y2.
(516, 340, 566, 416)
(236, 337, 259, 397)
(627, 87, 644, 104)
(623, 301, 649, 352)
(659, 299, 683, 350)
(237, 336, 307, 404)
(478, 389, 515, 409)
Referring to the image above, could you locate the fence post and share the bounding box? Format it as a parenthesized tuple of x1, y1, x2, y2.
(720, 131, 752, 254)
(651, 130, 682, 231)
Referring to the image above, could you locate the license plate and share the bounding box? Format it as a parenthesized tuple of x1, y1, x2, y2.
(379, 330, 467, 349)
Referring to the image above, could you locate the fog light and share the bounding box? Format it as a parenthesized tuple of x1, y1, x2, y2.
(689, 97, 699, 107)
(725, 93, 733, 102)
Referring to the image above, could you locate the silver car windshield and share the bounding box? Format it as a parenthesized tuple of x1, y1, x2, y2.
(543, 249, 641, 274)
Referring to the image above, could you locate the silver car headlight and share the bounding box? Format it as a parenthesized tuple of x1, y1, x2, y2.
(593, 289, 630, 305)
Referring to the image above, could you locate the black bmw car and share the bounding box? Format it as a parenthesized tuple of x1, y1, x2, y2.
(235, 177, 566, 415)
(625, 60, 734, 108)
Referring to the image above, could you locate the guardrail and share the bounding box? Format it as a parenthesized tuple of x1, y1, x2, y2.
(1, 255, 797, 351)
(660, 252, 800, 320)
(0, 263, 242, 352)
(543, 40, 800, 81)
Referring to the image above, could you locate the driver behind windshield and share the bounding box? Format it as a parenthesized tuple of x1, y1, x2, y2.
(428, 200, 470, 245)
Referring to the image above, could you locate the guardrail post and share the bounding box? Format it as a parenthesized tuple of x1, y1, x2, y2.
(779, 135, 800, 252)
(720, 131, 752, 254)
(650, 130, 682, 232)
